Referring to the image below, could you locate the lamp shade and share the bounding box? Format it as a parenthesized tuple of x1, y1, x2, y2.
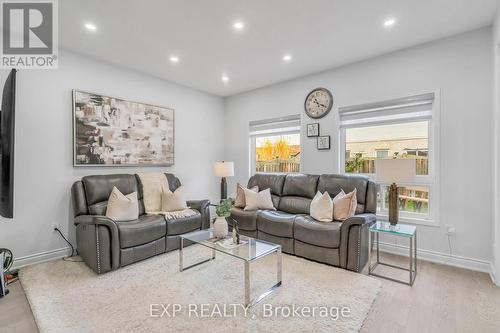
(213, 161, 234, 178)
(375, 158, 416, 184)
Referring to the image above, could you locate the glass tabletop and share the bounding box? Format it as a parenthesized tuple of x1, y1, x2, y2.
(181, 229, 281, 262)
(369, 221, 416, 237)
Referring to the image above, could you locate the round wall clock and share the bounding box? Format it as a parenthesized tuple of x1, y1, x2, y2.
(304, 88, 333, 119)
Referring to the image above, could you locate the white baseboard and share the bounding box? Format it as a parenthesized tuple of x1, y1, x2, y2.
(12, 247, 72, 270)
(376, 241, 493, 276)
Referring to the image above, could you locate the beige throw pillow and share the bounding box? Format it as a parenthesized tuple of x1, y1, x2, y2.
(333, 188, 357, 221)
(105, 187, 139, 222)
(234, 183, 259, 208)
(161, 186, 188, 212)
(310, 191, 333, 222)
(243, 188, 276, 211)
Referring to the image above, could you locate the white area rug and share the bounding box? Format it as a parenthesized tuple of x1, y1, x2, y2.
(20, 246, 381, 333)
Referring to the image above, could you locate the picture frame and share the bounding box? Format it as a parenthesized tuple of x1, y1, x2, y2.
(317, 135, 331, 150)
(72, 90, 175, 167)
(307, 123, 320, 137)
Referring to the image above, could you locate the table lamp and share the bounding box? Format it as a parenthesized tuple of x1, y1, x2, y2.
(213, 161, 234, 200)
(375, 158, 416, 225)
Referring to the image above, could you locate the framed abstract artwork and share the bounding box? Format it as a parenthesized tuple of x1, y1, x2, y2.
(317, 135, 331, 150)
(307, 123, 320, 137)
(72, 90, 174, 166)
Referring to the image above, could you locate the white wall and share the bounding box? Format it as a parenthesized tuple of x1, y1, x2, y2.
(493, 13, 500, 285)
(225, 28, 493, 270)
(0, 50, 225, 266)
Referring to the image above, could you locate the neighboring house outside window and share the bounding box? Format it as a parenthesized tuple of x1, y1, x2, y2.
(338, 92, 439, 225)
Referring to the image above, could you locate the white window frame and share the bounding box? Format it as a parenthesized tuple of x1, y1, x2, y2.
(248, 116, 302, 176)
(338, 91, 440, 226)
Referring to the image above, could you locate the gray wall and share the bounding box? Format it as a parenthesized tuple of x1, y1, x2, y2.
(224, 28, 493, 266)
(0, 50, 225, 265)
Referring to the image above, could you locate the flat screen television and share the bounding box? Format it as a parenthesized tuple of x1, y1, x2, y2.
(0, 69, 16, 218)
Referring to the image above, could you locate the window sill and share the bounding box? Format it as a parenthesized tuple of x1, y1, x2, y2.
(376, 214, 439, 228)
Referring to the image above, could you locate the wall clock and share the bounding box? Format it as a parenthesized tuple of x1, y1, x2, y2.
(304, 88, 333, 119)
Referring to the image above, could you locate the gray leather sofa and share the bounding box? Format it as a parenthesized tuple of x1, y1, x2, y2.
(230, 173, 377, 272)
(71, 173, 210, 274)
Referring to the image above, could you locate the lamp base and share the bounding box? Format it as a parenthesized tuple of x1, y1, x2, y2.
(220, 177, 227, 201)
(388, 183, 399, 225)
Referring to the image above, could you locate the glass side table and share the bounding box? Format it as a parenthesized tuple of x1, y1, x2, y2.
(368, 221, 417, 286)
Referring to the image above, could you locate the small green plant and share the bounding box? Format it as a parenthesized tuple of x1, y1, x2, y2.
(215, 198, 233, 218)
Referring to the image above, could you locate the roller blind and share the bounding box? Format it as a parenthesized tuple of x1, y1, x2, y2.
(249, 114, 301, 136)
(339, 93, 435, 127)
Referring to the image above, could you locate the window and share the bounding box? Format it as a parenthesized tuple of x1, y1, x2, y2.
(339, 93, 439, 224)
(376, 149, 389, 159)
(249, 115, 301, 174)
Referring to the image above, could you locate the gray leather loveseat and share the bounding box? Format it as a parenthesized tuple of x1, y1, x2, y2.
(230, 173, 377, 272)
(71, 173, 210, 274)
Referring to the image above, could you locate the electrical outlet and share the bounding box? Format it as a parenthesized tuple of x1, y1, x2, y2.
(446, 225, 456, 236)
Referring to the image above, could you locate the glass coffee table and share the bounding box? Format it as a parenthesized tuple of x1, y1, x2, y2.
(368, 221, 417, 286)
(179, 229, 282, 307)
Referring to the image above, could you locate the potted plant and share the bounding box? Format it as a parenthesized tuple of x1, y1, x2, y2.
(213, 198, 232, 238)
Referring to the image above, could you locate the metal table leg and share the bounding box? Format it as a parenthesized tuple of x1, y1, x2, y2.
(244, 261, 250, 306)
(368, 230, 372, 274)
(409, 232, 413, 284)
(244, 247, 283, 308)
(179, 237, 183, 272)
(178, 237, 216, 272)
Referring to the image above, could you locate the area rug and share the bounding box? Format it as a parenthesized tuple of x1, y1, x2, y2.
(20, 245, 381, 333)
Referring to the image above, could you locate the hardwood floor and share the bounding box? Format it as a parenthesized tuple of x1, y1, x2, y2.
(1, 253, 499, 333)
(361, 253, 500, 333)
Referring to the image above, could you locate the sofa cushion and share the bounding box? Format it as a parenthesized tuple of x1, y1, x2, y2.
(248, 173, 286, 196)
(294, 215, 342, 248)
(317, 174, 368, 214)
(278, 196, 311, 214)
(257, 210, 296, 238)
(230, 207, 257, 231)
(83, 174, 140, 215)
(166, 212, 201, 236)
(282, 174, 319, 198)
(116, 215, 166, 248)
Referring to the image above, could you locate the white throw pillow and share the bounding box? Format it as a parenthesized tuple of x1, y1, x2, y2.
(310, 191, 333, 222)
(161, 186, 188, 212)
(243, 188, 276, 211)
(234, 183, 259, 208)
(333, 188, 357, 221)
(105, 186, 139, 222)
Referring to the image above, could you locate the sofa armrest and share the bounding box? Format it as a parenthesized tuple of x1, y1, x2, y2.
(187, 199, 211, 229)
(74, 215, 120, 272)
(339, 213, 376, 271)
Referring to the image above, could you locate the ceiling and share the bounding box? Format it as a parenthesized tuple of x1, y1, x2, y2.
(60, 0, 500, 97)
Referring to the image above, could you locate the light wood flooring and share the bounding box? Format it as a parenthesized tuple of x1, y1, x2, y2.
(1, 252, 499, 333)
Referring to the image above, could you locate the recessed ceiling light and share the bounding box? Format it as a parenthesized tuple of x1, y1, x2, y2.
(383, 18, 396, 27)
(221, 74, 229, 83)
(232, 21, 245, 31)
(84, 22, 97, 32)
(169, 55, 179, 63)
(283, 54, 292, 62)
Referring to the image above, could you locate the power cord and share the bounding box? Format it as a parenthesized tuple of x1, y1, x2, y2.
(54, 228, 83, 262)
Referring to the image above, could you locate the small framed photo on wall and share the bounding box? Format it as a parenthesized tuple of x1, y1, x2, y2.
(307, 123, 320, 137)
(317, 135, 331, 150)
